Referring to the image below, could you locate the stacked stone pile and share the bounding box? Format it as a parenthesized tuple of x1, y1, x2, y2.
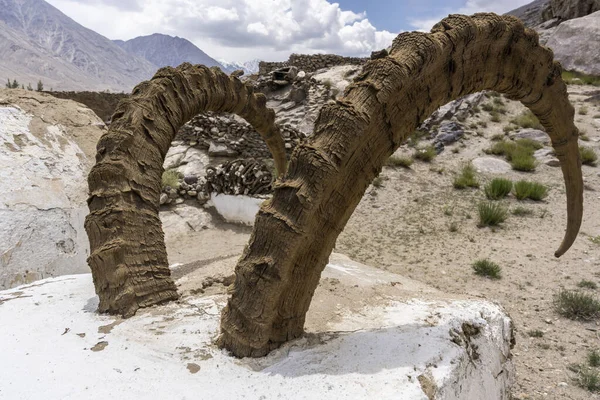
(206, 159, 273, 196)
(258, 53, 367, 74)
(160, 175, 210, 206)
(176, 111, 305, 159)
(160, 158, 275, 206)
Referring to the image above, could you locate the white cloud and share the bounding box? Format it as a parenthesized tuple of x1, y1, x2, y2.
(409, 0, 533, 32)
(45, 0, 398, 62)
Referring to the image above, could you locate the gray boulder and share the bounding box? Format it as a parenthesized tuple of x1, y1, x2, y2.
(433, 121, 465, 145)
(510, 129, 550, 145)
(550, 0, 600, 20)
(472, 157, 512, 174)
(544, 11, 600, 75)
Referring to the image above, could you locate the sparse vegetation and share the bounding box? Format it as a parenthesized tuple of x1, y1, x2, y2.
(513, 180, 548, 201)
(478, 201, 507, 227)
(510, 148, 537, 172)
(578, 280, 598, 290)
(510, 110, 543, 130)
(485, 139, 539, 172)
(576, 367, 600, 392)
(512, 206, 533, 216)
(527, 330, 544, 338)
(590, 236, 600, 245)
(161, 169, 182, 189)
(589, 350, 600, 367)
(472, 259, 502, 279)
(554, 289, 600, 320)
(562, 70, 600, 86)
(449, 221, 459, 232)
(408, 129, 428, 147)
(484, 178, 512, 200)
(580, 146, 598, 166)
(579, 106, 589, 116)
(453, 163, 479, 189)
(372, 176, 384, 188)
(386, 155, 414, 168)
(414, 145, 437, 162)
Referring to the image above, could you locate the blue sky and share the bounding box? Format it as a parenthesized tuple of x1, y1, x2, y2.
(336, 0, 466, 31)
(45, 0, 533, 62)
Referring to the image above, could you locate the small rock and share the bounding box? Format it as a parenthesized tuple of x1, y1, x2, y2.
(184, 175, 198, 185)
(160, 193, 168, 205)
(187, 190, 197, 197)
(557, 382, 568, 387)
(510, 129, 550, 145)
(472, 157, 512, 174)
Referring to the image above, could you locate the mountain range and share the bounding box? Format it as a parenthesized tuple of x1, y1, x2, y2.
(0, 0, 257, 92)
(0, 0, 157, 91)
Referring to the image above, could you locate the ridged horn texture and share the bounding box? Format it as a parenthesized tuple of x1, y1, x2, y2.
(218, 13, 583, 357)
(85, 64, 287, 317)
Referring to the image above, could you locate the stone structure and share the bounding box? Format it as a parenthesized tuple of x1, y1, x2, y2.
(259, 53, 368, 75)
(176, 111, 304, 160)
(85, 15, 583, 360)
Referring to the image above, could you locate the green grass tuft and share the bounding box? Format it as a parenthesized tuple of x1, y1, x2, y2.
(510, 148, 537, 172)
(372, 176, 384, 188)
(527, 329, 544, 338)
(484, 178, 513, 200)
(414, 145, 437, 162)
(510, 110, 543, 130)
(386, 155, 414, 168)
(472, 259, 502, 279)
(511, 206, 533, 216)
(580, 146, 598, 166)
(513, 180, 548, 201)
(554, 290, 600, 320)
(589, 350, 600, 367)
(161, 169, 182, 189)
(478, 201, 507, 227)
(578, 280, 598, 290)
(453, 163, 479, 189)
(562, 70, 600, 86)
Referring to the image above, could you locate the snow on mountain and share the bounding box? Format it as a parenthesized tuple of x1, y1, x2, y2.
(218, 59, 260, 75)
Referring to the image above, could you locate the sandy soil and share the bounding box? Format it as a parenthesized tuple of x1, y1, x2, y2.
(163, 84, 600, 399)
(335, 85, 600, 400)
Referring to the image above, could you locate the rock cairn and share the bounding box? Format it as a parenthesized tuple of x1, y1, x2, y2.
(206, 159, 273, 196)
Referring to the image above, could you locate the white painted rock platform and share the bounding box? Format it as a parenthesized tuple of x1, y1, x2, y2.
(0, 255, 514, 400)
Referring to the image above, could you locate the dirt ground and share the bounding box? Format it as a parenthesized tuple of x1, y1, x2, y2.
(165, 84, 600, 399)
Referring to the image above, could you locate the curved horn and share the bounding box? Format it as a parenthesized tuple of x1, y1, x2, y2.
(218, 13, 583, 357)
(85, 64, 286, 317)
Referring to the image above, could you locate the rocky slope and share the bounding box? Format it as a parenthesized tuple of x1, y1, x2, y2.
(0, 89, 105, 289)
(544, 11, 600, 75)
(114, 34, 225, 71)
(0, 0, 157, 91)
(507, 0, 600, 26)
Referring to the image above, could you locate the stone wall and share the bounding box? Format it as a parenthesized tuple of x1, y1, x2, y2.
(176, 111, 304, 160)
(259, 53, 368, 74)
(45, 91, 128, 122)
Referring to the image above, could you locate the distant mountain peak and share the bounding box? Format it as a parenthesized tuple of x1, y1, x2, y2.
(114, 34, 225, 71)
(0, 0, 157, 91)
